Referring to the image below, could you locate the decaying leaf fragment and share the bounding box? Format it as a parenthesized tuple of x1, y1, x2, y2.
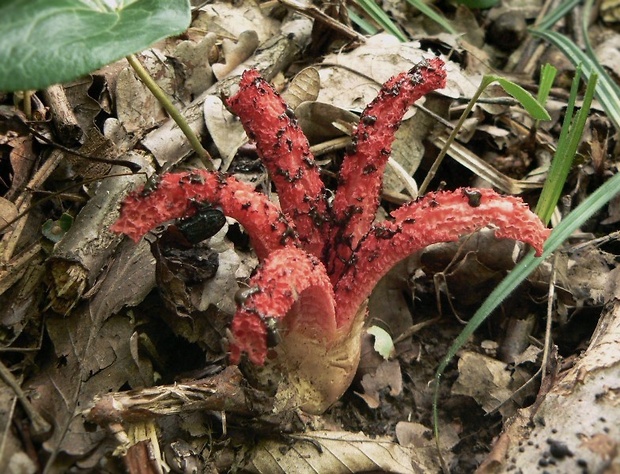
(245, 430, 416, 473)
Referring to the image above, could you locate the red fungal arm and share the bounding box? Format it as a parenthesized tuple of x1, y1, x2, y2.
(227, 70, 328, 258)
(111, 170, 298, 260)
(333, 188, 550, 329)
(228, 247, 336, 365)
(328, 58, 447, 281)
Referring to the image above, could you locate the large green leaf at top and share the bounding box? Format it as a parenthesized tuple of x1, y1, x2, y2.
(0, 0, 190, 92)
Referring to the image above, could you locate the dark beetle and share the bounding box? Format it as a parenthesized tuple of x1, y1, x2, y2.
(462, 189, 482, 207)
(177, 203, 226, 245)
(234, 286, 260, 306)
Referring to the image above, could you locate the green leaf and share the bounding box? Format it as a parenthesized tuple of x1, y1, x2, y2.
(455, 0, 499, 9)
(367, 326, 395, 360)
(537, 64, 557, 106)
(487, 75, 551, 121)
(353, 0, 407, 42)
(42, 213, 74, 243)
(0, 0, 191, 92)
(536, 69, 597, 225)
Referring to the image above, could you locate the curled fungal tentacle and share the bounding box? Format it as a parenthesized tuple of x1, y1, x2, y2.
(328, 58, 447, 283)
(111, 170, 298, 260)
(229, 247, 336, 366)
(227, 70, 328, 258)
(333, 188, 550, 329)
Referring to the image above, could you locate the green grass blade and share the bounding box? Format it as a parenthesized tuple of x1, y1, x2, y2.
(434, 168, 620, 444)
(403, 0, 457, 34)
(536, 68, 597, 224)
(488, 75, 551, 120)
(353, 0, 407, 41)
(530, 28, 620, 130)
(539, 74, 596, 224)
(537, 64, 557, 106)
(455, 0, 499, 8)
(347, 8, 379, 35)
(555, 67, 583, 154)
(582, 0, 597, 59)
(535, 0, 581, 30)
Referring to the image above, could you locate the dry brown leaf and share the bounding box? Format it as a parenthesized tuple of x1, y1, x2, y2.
(395, 421, 458, 470)
(0, 197, 18, 234)
(556, 247, 615, 308)
(357, 359, 402, 409)
(203, 94, 246, 169)
(116, 50, 190, 135)
(511, 344, 542, 366)
(452, 351, 534, 418)
(115, 66, 167, 134)
(190, 247, 245, 315)
(0, 245, 46, 348)
(27, 239, 155, 468)
(6, 135, 36, 201)
(194, 0, 279, 43)
(295, 101, 358, 143)
(594, 36, 620, 80)
(174, 33, 218, 96)
(212, 30, 259, 80)
(281, 67, 320, 110)
(318, 34, 473, 109)
(244, 430, 416, 473)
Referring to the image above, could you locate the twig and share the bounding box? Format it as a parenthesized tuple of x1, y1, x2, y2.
(278, 0, 366, 43)
(0, 358, 51, 436)
(125, 54, 213, 170)
(42, 85, 83, 145)
(9, 114, 141, 173)
(87, 366, 271, 426)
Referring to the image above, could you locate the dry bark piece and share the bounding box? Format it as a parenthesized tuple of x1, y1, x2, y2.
(49, 153, 152, 313)
(43, 84, 83, 146)
(479, 267, 620, 473)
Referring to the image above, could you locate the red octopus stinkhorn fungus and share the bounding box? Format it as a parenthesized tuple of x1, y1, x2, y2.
(112, 58, 550, 414)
